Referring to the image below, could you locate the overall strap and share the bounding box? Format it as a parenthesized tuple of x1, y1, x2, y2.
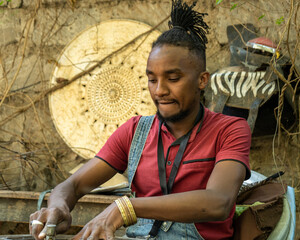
(128, 115, 155, 189)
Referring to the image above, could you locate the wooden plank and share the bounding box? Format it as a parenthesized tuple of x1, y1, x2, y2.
(0, 191, 118, 204)
(0, 234, 136, 240)
(0, 191, 119, 226)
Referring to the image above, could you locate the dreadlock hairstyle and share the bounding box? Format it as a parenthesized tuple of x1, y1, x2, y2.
(152, 0, 209, 69)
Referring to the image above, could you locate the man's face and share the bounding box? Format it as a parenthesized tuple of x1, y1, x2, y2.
(146, 45, 208, 123)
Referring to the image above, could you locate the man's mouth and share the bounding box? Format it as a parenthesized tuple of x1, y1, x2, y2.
(156, 100, 177, 105)
(158, 101, 174, 104)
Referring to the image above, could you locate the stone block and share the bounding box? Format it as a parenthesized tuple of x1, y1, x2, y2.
(0, 9, 23, 46)
(0, 27, 18, 44)
(22, 0, 34, 7)
(0, 105, 25, 142)
(8, 0, 22, 8)
(1, 52, 40, 91)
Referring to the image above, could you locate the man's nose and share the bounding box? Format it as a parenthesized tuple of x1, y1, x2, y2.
(155, 79, 169, 96)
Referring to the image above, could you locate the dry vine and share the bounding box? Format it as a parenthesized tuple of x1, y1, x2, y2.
(0, 0, 170, 191)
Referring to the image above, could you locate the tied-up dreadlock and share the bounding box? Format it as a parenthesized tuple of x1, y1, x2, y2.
(153, 0, 209, 66)
(168, 0, 209, 49)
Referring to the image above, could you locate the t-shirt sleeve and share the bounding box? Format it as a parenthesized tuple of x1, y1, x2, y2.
(216, 118, 251, 180)
(95, 116, 141, 173)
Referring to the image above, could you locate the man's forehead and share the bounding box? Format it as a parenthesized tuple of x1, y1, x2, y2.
(147, 45, 200, 70)
(149, 44, 190, 58)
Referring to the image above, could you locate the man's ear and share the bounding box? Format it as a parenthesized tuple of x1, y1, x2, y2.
(198, 71, 209, 90)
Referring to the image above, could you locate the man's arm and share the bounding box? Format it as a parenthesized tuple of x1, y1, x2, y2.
(49, 157, 119, 208)
(71, 160, 246, 240)
(131, 160, 246, 222)
(30, 157, 118, 239)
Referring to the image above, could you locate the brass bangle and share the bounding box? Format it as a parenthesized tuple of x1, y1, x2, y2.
(115, 198, 130, 226)
(119, 197, 133, 224)
(122, 196, 137, 224)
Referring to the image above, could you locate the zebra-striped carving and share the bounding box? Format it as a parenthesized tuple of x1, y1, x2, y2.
(210, 70, 276, 99)
(204, 66, 278, 132)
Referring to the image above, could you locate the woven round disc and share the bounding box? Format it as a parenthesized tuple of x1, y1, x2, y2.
(49, 20, 160, 159)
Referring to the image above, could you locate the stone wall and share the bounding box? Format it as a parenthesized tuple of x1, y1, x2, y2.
(0, 1, 299, 233)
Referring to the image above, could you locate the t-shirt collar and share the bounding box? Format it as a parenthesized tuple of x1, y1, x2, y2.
(159, 103, 205, 142)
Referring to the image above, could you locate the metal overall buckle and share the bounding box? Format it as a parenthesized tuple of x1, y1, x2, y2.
(145, 235, 157, 240)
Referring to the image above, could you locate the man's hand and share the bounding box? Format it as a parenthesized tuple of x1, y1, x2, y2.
(29, 207, 72, 240)
(28, 158, 119, 240)
(73, 202, 124, 240)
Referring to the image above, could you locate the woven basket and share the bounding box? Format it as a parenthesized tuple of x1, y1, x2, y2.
(49, 20, 160, 159)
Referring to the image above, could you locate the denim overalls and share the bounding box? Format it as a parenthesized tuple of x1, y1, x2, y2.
(125, 115, 205, 240)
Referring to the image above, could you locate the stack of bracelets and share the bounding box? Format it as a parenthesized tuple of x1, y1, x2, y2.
(114, 195, 137, 227)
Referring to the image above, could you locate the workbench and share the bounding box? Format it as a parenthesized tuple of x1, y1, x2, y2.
(0, 190, 118, 227)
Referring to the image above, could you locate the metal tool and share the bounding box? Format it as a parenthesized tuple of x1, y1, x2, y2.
(45, 224, 56, 240)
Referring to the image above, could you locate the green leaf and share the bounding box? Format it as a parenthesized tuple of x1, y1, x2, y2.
(216, 0, 223, 5)
(258, 14, 265, 20)
(230, 3, 238, 11)
(6, 0, 11, 2)
(0, 1, 4, 5)
(276, 16, 284, 25)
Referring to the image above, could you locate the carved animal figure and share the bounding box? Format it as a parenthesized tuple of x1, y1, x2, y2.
(205, 66, 278, 132)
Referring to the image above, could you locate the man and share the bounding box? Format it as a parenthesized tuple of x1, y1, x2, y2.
(30, 1, 251, 239)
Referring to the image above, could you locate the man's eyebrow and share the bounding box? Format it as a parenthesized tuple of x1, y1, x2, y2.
(146, 69, 153, 75)
(165, 68, 181, 74)
(146, 69, 182, 75)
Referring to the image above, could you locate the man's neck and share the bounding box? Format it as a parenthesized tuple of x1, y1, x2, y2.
(165, 105, 201, 139)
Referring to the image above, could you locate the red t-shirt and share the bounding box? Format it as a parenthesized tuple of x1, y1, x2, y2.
(96, 107, 251, 240)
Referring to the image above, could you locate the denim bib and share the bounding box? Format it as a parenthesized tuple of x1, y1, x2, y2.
(126, 116, 204, 240)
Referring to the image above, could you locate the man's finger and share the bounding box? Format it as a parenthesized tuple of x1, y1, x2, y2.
(80, 227, 92, 240)
(87, 228, 102, 240)
(41, 208, 64, 237)
(39, 223, 59, 240)
(86, 235, 97, 240)
(72, 226, 89, 240)
(31, 224, 45, 235)
(55, 220, 71, 233)
(105, 230, 115, 240)
(29, 213, 42, 235)
(37, 225, 47, 240)
(31, 220, 45, 240)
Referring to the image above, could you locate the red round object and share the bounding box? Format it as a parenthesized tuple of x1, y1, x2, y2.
(248, 37, 277, 49)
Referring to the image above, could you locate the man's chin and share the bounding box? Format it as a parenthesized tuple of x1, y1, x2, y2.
(156, 110, 187, 123)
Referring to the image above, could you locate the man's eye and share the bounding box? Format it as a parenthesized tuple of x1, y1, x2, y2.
(148, 79, 156, 83)
(169, 77, 180, 81)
